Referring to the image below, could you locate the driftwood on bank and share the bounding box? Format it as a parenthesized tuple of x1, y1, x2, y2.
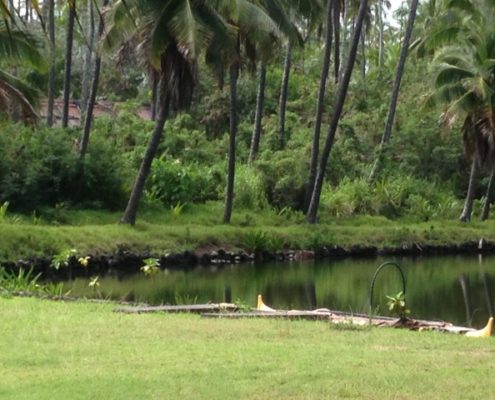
(201, 309, 475, 334)
(114, 303, 476, 335)
(114, 303, 237, 314)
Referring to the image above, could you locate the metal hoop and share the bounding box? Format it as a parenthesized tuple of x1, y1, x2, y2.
(369, 261, 407, 315)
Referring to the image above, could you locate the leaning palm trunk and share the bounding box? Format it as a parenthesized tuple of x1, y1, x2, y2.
(80, 0, 109, 159)
(459, 159, 478, 223)
(306, 0, 368, 224)
(62, 0, 76, 128)
(333, 0, 341, 83)
(121, 95, 169, 225)
(150, 69, 159, 121)
(223, 64, 239, 224)
(80, 0, 96, 122)
(480, 164, 495, 221)
(249, 62, 266, 164)
(368, 0, 419, 185)
(46, 0, 56, 126)
(305, 0, 333, 211)
(278, 42, 292, 150)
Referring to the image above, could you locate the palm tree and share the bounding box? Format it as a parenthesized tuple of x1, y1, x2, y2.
(278, 0, 323, 149)
(0, 9, 45, 122)
(306, 0, 369, 223)
(80, 0, 109, 159)
(427, 3, 495, 222)
(305, 0, 333, 211)
(248, 60, 267, 164)
(278, 40, 291, 149)
(46, 0, 56, 126)
(215, 0, 298, 223)
(105, 0, 232, 225)
(62, 0, 76, 128)
(368, 0, 419, 184)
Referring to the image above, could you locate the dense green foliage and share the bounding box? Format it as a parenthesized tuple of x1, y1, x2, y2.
(0, 50, 472, 220)
(1, 0, 495, 226)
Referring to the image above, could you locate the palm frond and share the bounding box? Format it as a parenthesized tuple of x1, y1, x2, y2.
(0, 70, 39, 123)
(0, 21, 46, 70)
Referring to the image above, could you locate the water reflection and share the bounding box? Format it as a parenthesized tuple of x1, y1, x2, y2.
(65, 255, 495, 327)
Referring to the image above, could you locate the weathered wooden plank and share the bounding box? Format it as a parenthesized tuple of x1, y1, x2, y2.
(115, 303, 237, 314)
(202, 311, 334, 320)
(201, 310, 476, 334)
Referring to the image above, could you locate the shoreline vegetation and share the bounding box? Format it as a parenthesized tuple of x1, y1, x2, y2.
(1, 205, 495, 271)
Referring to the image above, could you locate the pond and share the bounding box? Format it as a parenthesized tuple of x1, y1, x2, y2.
(64, 255, 495, 328)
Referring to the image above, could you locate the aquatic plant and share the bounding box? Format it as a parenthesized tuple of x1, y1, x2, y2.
(51, 249, 78, 270)
(386, 291, 410, 320)
(140, 258, 160, 276)
(0, 267, 41, 293)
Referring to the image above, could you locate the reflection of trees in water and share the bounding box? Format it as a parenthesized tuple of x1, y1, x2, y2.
(458, 272, 494, 327)
(65, 258, 495, 325)
(459, 274, 472, 327)
(482, 273, 493, 316)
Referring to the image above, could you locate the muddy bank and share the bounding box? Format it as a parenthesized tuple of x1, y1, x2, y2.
(1, 239, 494, 279)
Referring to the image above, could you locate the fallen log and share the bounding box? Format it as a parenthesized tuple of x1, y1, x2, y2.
(201, 310, 476, 334)
(115, 303, 237, 314)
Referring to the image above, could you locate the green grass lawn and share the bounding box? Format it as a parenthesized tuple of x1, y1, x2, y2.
(1, 297, 494, 399)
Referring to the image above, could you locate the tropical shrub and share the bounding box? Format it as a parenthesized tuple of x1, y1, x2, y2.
(233, 165, 269, 210)
(147, 157, 221, 207)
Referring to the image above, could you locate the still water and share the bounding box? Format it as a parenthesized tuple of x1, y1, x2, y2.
(66, 255, 495, 328)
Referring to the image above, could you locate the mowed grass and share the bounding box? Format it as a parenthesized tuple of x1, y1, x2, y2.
(1, 297, 494, 400)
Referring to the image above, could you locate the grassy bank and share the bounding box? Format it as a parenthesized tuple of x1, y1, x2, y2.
(1, 297, 494, 399)
(1, 203, 495, 262)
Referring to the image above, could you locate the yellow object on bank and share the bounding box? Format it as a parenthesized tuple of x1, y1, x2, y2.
(257, 294, 276, 312)
(465, 317, 493, 338)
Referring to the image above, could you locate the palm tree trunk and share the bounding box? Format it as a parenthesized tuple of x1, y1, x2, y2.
(223, 63, 239, 224)
(278, 41, 292, 150)
(80, 0, 96, 123)
(62, 0, 76, 128)
(368, 0, 419, 184)
(459, 159, 478, 223)
(80, 0, 109, 159)
(248, 62, 267, 164)
(377, 0, 384, 70)
(306, 0, 368, 224)
(305, 0, 333, 211)
(46, 0, 56, 126)
(150, 69, 159, 121)
(339, 5, 348, 83)
(480, 164, 495, 221)
(333, 0, 341, 84)
(121, 94, 170, 225)
(360, 29, 366, 79)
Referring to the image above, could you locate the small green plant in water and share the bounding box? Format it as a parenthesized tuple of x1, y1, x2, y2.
(51, 249, 78, 270)
(386, 291, 410, 321)
(140, 258, 160, 276)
